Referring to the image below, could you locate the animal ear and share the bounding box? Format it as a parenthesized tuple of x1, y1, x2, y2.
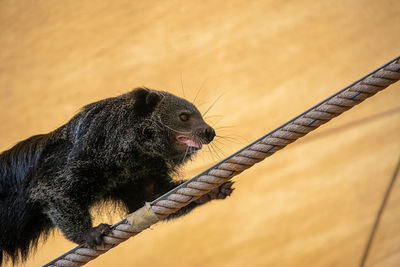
(132, 87, 162, 116)
(146, 91, 162, 111)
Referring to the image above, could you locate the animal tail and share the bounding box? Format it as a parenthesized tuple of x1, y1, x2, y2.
(0, 134, 54, 265)
(0, 192, 52, 266)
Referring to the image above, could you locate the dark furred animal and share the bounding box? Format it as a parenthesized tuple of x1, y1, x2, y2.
(0, 88, 233, 265)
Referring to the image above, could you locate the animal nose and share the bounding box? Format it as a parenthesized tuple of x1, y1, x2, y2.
(204, 127, 216, 143)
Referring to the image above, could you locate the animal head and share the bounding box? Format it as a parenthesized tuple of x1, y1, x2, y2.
(131, 88, 215, 157)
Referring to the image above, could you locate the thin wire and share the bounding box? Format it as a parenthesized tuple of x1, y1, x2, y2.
(359, 155, 400, 267)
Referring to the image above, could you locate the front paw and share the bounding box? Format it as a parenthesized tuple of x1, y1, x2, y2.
(195, 181, 235, 204)
(83, 223, 111, 248)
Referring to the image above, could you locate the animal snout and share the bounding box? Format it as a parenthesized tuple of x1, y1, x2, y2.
(203, 127, 216, 143)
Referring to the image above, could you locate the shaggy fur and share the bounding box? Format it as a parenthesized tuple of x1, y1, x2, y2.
(0, 88, 231, 265)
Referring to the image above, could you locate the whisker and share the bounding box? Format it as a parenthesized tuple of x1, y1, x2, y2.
(215, 134, 246, 144)
(210, 142, 225, 159)
(181, 146, 190, 165)
(180, 73, 185, 98)
(209, 118, 235, 131)
(204, 115, 224, 122)
(193, 78, 208, 105)
(214, 138, 244, 149)
(213, 125, 237, 130)
(154, 116, 191, 134)
(207, 145, 217, 161)
(211, 144, 224, 160)
(212, 139, 230, 148)
(145, 119, 162, 131)
(202, 93, 224, 117)
(204, 143, 219, 162)
(195, 136, 206, 155)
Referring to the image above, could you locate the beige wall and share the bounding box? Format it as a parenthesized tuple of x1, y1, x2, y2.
(1, 0, 399, 266)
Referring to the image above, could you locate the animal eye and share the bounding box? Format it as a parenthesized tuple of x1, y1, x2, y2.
(179, 113, 189, 122)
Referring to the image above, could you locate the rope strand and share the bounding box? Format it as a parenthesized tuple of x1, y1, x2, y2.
(44, 56, 400, 267)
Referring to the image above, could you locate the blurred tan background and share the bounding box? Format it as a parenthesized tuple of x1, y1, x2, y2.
(1, 0, 399, 266)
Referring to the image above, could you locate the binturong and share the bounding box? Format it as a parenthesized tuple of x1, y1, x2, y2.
(0, 88, 234, 265)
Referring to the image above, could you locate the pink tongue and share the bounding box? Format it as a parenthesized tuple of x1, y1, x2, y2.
(182, 139, 202, 149)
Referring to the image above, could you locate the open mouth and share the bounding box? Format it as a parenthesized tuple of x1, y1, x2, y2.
(176, 135, 202, 149)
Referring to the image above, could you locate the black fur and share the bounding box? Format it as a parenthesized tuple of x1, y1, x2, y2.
(0, 88, 229, 265)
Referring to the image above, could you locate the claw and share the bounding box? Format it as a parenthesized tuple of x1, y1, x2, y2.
(84, 223, 111, 248)
(194, 181, 235, 204)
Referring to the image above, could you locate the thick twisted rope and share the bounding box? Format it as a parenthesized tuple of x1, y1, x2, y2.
(44, 56, 400, 267)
